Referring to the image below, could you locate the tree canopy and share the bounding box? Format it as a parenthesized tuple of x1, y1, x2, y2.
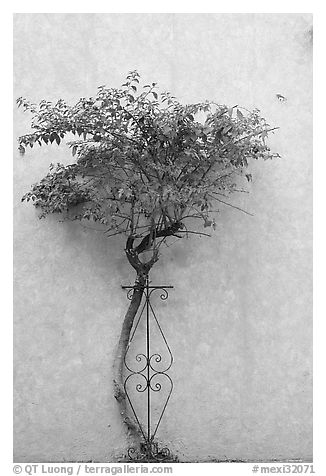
(18, 70, 279, 273)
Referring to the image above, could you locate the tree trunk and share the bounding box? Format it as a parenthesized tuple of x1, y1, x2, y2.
(112, 272, 147, 439)
(112, 231, 162, 440)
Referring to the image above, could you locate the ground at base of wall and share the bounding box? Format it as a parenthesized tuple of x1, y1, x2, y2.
(19, 458, 311, 464)
(189, 459, 313, 463)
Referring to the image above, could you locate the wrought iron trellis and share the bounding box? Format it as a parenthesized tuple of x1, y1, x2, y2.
(121, 277, 174, 462)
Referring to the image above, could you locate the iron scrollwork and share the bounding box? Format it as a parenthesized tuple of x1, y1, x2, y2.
(121, 278, 174, 462)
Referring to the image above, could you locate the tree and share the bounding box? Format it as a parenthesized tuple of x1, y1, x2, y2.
(17, 70, 279, 448)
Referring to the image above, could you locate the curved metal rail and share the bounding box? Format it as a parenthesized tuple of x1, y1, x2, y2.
(121, 277, 174, 462)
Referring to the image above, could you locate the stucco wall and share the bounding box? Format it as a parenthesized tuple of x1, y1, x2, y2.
(13, 13, 313, 462)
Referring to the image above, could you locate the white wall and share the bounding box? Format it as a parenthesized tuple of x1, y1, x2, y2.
(14, 13, 312, 462)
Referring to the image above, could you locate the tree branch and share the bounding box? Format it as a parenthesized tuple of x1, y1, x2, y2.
(208, 193, 254, 216)
(134, 221, 183, 254)
(176, 230, 211, 237)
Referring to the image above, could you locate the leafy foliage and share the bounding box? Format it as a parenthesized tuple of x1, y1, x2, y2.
(18, 71, 279, 272)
